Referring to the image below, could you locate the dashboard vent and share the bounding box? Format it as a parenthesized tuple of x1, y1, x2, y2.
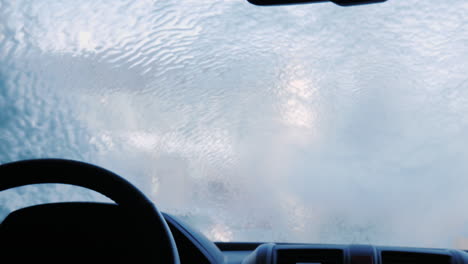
(381, 251, 451, 264)
(276, 249, 344, 264)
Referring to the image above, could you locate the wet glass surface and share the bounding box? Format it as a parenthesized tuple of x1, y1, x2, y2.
(1, 0, 468, 248)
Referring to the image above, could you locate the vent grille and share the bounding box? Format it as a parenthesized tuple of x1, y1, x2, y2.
(276, 249, 344, 264)
(381, 251, 451, 264)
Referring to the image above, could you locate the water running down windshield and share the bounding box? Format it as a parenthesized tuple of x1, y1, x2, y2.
(1, 0, 468, 248)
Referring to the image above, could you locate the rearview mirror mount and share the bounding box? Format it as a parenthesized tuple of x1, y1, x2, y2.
(247, 0, 387, 6)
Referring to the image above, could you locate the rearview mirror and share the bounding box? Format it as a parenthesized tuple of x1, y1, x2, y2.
(247, 0, 387, 6)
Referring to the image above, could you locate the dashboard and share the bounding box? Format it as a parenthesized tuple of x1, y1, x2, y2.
(166, 214, 468, 264)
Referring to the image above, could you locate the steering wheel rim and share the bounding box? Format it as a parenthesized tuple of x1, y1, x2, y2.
(0, 158, 180, 264)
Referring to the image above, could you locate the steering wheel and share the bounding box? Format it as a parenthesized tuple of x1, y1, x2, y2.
(0, 158, 180, 264)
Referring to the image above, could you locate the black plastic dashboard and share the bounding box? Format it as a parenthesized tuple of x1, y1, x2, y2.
(234, 243, 468, 264)
(166, 214, 468, 264)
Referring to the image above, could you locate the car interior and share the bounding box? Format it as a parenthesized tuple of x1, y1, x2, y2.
(1, 0, 468, 263)
(1, 160, 468, 263)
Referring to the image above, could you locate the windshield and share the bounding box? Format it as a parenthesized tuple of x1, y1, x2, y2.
(1, 0, 468, 248)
